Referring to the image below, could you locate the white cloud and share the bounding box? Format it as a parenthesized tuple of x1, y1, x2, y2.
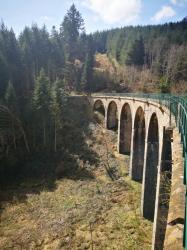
(171, 0, 187, 6)
(40, 16, 53, 22)
(171, 0, 177, 4)
(151, 6, 176, 22)
(83, 0, 142, 24)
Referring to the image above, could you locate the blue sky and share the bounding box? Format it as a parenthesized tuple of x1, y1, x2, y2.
(0, 0, 187, 35)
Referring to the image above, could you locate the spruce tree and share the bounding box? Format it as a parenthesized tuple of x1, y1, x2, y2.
(50, 79, 66, 151)
(60, 4, 84, 62)
(49, 26, 65, 81)
(4, 80, 18, 149)
(126, 37, 145, 66)
(33, 69, 51, 147)
(5, 81, 17, 112)
(0, 52, 8, 98)
(81, 52, 94, 92)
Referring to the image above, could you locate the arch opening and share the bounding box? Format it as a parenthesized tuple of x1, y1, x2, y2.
(93, 100, 105, 117)
(132, 107, 145, 182)
(107, 101, 118, 130)
(119, 103, 132, 155)
(143, 113, 159, 221)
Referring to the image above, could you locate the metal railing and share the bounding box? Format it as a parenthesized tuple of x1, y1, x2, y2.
(92, 92, 187, 248)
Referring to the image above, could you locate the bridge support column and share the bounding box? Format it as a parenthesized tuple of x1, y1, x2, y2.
(104, 110, 107, 128)
(130, 121, 145, 181)
(141, 137, 149, 215)
(141, 113, 159, 221)
(117, 112, 121, 153)
(129, 128, 135, 178)
(152, 128, 173, 250)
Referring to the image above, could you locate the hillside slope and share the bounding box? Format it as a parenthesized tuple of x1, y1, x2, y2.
(93, 53, 158, 93)
(0, 97, 152, 250)
(92, 20, 187, 94)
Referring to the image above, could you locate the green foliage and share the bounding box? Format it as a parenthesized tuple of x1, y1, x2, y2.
(0, 105, 30, 156)
(60, 4, 84, 62)
(50, 79, 66, 152)
(33, 69, 51, 114)
(0, 51, 9, 98)
(97, 21, 187, 93)
(50, 79, 66, 116)
(126, 37, 145, 66)
(32, 69, 51, 147)
(0, 22, 24, 96)
(49, 26, 65, 81)
(5, 81, 17, 111)
(159, 76, 171, 93)
(92, 31, 108, 53)
(81, 52, 94, 91)
(62, 61, 78, 91)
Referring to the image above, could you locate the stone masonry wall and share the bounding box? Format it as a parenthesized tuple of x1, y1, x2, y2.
(164, 127, 185, 250)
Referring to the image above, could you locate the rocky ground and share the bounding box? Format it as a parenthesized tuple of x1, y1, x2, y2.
(0, 115, 152, 250)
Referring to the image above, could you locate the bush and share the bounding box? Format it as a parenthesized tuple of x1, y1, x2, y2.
(159, 77, 171, 93)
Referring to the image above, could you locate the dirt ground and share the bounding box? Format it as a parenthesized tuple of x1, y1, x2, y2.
(0, 119, 152, 250)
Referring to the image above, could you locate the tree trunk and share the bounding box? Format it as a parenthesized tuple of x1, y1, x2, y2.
(12, 121, 16, 150)
(54, 118, 57, 152)
(43, 120, 46, 147)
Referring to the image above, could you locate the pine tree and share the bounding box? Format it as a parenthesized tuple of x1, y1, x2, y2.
(5, 81, 17, 112)
(49, 26, 65, 81)
(0, 51, 8, 98)
(126, 37, 145, 66)
(50, 79, 66, 152)
(60, 4, 84, 62)
(62, 61, 77, 91)
(5, 80, 18, 149)
(0, 23, 24, 96)
(81, 52, 94, 92)
(33, 69, 51, 147)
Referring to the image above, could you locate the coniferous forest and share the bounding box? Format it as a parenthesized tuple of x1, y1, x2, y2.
(0, 4, 187, 179)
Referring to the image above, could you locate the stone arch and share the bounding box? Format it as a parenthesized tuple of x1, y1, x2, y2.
(132, 106, 145, 182)
(119, 103, 132, 155)
(143, 112, 159, 221)
(107, 101, 118, 130)
(93, 100, 105, 117)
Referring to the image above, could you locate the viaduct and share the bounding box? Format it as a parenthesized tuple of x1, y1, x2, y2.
(88, 93, 187, 250)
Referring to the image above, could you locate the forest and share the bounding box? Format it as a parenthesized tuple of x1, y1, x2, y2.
(92, 18, 187, 92)
(0, 4, 187, 179)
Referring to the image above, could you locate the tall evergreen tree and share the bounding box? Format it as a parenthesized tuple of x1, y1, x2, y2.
(49, 26, 65, 81)
(60, 4, 84, 62)
(50, 79, 66, 151)
(80, 35, 94, 91)
(33, 69, 51, 147)
(126, 37, 145, 66)
(81, 52, 94, 91)
(0, 23, 24, 96)
(0, 51, 8, 98)
(5, 81, 17, 112)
